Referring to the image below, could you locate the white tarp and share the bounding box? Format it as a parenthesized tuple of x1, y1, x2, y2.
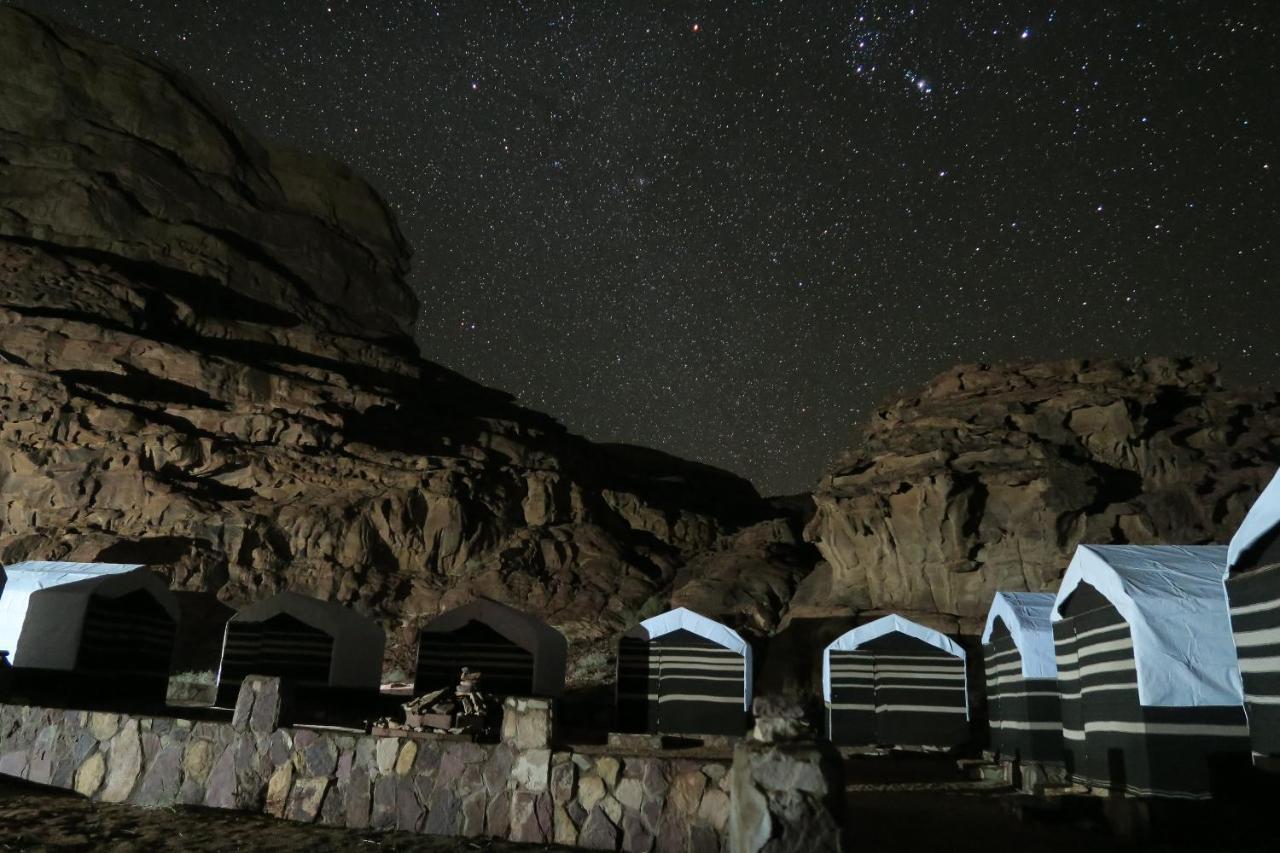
(1052, 544, 1243, 708)
(981, 591, 1058, 679)
(1228, 467, 1280, 572)
(821, 614, 967, 710)
(421, 597, 568, 697)
(223, 591, 385, 690)
(0, 561, 151, 666)
(624, 607, 753, 709)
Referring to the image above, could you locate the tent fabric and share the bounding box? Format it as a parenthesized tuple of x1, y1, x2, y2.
(821, 613, 966, 703)
(624, 607, 753, 709)
(223, 592, 384, 690)
(1228, 468, 1280, 572)
(418, 597, 568, 697)
(0, 561, 176, 668)
(1051, 544, 1243, 708)
(981, 592, 1058, 679)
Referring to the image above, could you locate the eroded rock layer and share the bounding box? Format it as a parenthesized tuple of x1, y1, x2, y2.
(804, 358, 1280, 633)
(0, 7, 776, 676)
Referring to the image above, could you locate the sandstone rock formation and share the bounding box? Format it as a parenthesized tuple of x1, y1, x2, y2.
(803, 358, 1280, 634)
(0, 7, 778, 676)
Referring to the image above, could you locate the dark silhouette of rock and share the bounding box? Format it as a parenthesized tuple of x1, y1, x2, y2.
(804, 358, 1280, 633)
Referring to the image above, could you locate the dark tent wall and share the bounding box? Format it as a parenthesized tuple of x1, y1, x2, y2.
(823, 615, 969, 749)
(416, 620, 534, 696)
(217, 612, 336, 703)
(615, 608, 751, 737)
(1054, 581, 1249, 798)
(214, 592, 384, 713)
(1225, 470, 1280, 764)
(981, 592, 1063, 765)
(414, 598, 567, 699)
(983, 619, 1063, 763)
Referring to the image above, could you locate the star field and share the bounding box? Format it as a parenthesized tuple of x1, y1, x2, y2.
(21, 1, 1279, 494)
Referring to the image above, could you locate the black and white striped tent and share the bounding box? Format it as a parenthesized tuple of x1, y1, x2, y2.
(981, 592, 1062, 764)
(0, 561, 179, 703)
(823, 614, 969, 748)
(1052, 545, 1250, 799)
(616, 607, 752, 736)
(415, 598, 567, 697)
(1224, 468, 1280, 765)
(216, 591, 384, 705)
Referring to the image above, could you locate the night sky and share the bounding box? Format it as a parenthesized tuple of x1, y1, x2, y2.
(18, 1, 1279, 494)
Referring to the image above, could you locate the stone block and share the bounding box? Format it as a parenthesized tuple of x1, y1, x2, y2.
(512, 747, 550, 792)
(265, 762, 294, 817)
(231, 676, 287, 733)
(501, 697, 554, 750)
(423, 785, 460, 835)
(578, 805, 620, 850)
(616, 777, 644, 811)
(670, 770, 706, 816)
(99, 720, 142, 803)
(550, 758, 576, 803)
(579, 774, 607, 811)
(554, 802, 579, 845)
(73, 751, 104, 797)
(595, 755, 621, 790)
(285, 776, 329, 823)
(509, 789, 552, 843)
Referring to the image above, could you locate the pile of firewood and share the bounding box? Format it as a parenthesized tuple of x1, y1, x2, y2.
(372, 667, 497, 736)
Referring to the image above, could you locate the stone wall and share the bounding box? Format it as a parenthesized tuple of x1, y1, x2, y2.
(0, 682, 737, 851)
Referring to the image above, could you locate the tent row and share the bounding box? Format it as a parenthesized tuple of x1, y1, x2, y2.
(978, 466, 1280, 799)
(0, 570, 569, 708)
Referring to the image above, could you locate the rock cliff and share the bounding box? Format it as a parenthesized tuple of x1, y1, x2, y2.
(803, 358, 1280, 634)
(0, 7, 778, 676)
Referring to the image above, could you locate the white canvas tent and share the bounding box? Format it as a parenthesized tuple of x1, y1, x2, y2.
(981, 591, 1057, 679)
(1052, 544, 1242, 707)
(0, 561, 177, 668)
(416, 597, 567, 697)
(615, 607, 753, 736)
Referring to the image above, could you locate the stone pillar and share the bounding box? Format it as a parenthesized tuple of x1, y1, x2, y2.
(501, 696, 554, 750)
(729, 697, 844, 853)
(502, 697, 554, 844)
(232, 676, 289, 733)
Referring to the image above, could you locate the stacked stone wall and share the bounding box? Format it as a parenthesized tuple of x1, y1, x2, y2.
(0, 683, 738, 851)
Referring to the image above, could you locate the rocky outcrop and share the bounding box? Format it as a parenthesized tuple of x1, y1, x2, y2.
(0, 7, 779, 675)
(804, 358, 1280, 633)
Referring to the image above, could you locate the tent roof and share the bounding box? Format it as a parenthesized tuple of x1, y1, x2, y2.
(0, 561, 177, 667)
(1052, 544, 1242, 707)
(821, 614, 966, 705)
(421, 597, 567, 659)
(981, 591, 1057, 679)
(624, 606, 750, 654)
(623, 607, 752, 710)
(1228, 467, 1280, 572)
(230, 591, 383, 646)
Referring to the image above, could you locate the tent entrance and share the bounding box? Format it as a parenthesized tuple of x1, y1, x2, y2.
(416, 619, 534, 697)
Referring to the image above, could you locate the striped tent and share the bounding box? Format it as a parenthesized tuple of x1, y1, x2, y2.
(823, 614, 969, 748)
(981, 592, 1062, 764)
(1052, 545, 1250, 799)
(415, 598, 567, 698)
(216, 592, 384, 706)
(0, 561, 179, 705)
(616, 608, 751, 736)
(1224, 468, 1280, 765)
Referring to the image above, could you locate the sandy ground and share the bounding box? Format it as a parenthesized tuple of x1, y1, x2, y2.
(0, 778, 572, 853)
